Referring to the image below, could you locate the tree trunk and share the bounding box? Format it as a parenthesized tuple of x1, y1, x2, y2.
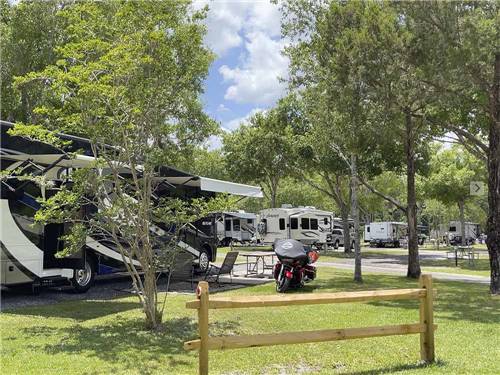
(458, 200, 466, 246)
(270, 188, 277, 208)
(486, 52, 500, 294)
(405, 110, 421, 278)
(340, 204, 351, 253)
(351, 154, 362, 282)
(143, 263, 161, 330)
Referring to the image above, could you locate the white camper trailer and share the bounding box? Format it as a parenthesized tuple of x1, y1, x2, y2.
(257, 206, 332, 247)
(447, 221, 480, 245)
(365, 222, 408, 247)
(215, 211, 257, 246)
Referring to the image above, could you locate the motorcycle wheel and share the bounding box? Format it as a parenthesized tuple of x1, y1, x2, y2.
(276, 275, 291, 293)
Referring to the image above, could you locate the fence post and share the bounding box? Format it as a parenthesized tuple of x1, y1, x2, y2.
(197, 281, 209, 375)
(419, 275, 435, 362)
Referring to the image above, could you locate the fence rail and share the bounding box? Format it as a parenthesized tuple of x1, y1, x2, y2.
(184, 275, 436, 375)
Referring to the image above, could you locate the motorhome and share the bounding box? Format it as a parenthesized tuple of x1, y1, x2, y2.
(257, 205, 332, 248)
(364, 222, 408, 247)
(215, 211, 257, 246)
(447, 221, 480, 245)
(0, 121, 262, 292)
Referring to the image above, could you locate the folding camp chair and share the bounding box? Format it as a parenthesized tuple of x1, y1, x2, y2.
(205, 251, 239, 285)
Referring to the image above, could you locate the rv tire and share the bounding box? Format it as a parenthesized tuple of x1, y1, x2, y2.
(71, 256, 96, 293)
(197, 249, 210, 273)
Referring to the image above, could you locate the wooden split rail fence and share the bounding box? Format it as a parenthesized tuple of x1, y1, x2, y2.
(184, 275, 436, 375)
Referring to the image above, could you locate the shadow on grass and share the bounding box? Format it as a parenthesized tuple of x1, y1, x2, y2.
(347, 359, 446, 375)
(4, 299, 142, 321)
(21, 316, 198, 373)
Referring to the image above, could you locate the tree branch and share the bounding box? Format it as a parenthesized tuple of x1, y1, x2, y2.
(358, 176, 407, 213)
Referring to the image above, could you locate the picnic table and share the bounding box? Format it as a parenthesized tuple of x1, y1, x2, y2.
(240, 251, 276, 276)
(446, 246, 479, 266)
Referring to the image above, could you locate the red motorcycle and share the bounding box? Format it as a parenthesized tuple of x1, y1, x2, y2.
(273, 239, 319, 293)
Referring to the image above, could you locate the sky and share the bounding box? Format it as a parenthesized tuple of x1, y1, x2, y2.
(195, 0, 288, 148)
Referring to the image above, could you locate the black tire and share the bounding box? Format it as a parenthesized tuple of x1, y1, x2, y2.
(197, 249, 210, 273)
(394, 241, 400, 248)
(334, 240, 340, 250)
(276, 275, 291, 293)
(71, 256, 96, 293)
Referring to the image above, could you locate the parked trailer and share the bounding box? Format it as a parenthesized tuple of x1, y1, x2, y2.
(365, 222, 408, 248)
(0, 121, 263, 292)
(257, 205, 332, 248)
(447, 221, 480, 245)
(215, 211, 257, 246)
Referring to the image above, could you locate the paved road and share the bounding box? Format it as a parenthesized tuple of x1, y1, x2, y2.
(317, 249, 490, 284)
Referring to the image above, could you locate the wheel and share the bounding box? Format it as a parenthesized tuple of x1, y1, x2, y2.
(71, 256, 96, 293)
(197, 250, 210, 273)
(334, 240, 339, 250)
(276, 275, 291, 293)
(394, 241, 400, 248)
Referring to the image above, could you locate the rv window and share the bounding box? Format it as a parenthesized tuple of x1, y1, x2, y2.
(301, 218, 309, 230)
(324, 218, 329, 225)
(247, 219, 253, 224)
(290, 217, 298, 229)
(225, 219, 231, 231)
(449, 226, 456, 232)
(310, 218, 318, 230)
(279, 218, 286, 230)
(233, 219, 240, 231)
(367, 226, 370, 232)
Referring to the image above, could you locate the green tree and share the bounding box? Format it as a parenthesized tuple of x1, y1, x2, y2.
(281, 0, 438, 278)
(223, 100, 295, 208)
(1, 0, 65, 122)
(426, 145, 486, 245)
(402, 1, 499, 293)
(13, 0, 217, 330)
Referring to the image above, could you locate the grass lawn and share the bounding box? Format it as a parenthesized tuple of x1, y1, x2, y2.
(1, 269, 499, 374)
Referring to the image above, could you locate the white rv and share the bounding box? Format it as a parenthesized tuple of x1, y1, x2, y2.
(365, 222, 408, 247)
(447, 221, 480, 245)
(215, 211, 257, 246)
(0, 121, 263, 292)
(257, 206, 332, 248)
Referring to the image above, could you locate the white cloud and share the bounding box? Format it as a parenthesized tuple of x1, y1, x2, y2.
(206, 135, 223, 150)
(197, 1, 289, 106)
(219, 31, 288, 105)
(217, 103, 230, 112)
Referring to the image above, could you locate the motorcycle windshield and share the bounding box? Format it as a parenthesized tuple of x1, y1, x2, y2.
(274, 239, 308, 261)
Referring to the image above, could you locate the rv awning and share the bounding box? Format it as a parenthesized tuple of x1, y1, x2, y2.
(223, 211, 257, 219)
(1, 153, 96, 168)
(156, 165, 263, 198)
(156, 175, 263, 198)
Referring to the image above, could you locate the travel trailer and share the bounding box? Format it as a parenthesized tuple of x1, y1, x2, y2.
(257, 205, 332, 248)
(215, 211, 257, 246)
(447, 221, 480, 245)
(364, 222, 408, 247)
(0, 121, 262, 292)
